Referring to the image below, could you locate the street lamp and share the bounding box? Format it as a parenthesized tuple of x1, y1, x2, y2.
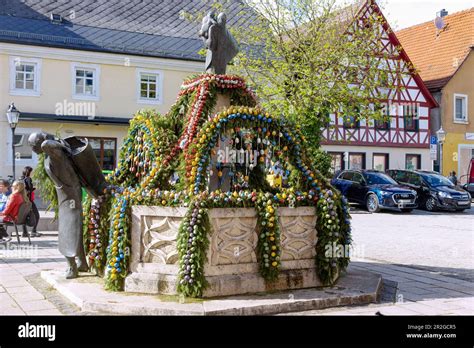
(436, 126, 446, 175)
(6, 103, 20, 180)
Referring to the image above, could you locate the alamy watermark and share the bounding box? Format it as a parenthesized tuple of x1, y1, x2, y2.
(324, 242, 365, 259)
(0, 243, 38, 262)
(55, 99, 96, 119)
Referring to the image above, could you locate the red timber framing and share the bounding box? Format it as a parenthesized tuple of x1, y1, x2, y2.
(321, 0, 437, 149)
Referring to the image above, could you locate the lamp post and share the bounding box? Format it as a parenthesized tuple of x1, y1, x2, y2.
(6, 103, 20, 180)
(436, 126, 446, 175)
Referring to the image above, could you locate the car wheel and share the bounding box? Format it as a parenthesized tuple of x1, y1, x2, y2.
(425, 197, 437, 211)
(400, 209, 413, 213)
(366, 194, 380, 213)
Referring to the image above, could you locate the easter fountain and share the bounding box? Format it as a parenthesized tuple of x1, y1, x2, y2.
(38, 11, 383, 314)
(78, 11, 354, 299)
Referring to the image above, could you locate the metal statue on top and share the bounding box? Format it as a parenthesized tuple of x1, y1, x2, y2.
(199, 11, 239, 75)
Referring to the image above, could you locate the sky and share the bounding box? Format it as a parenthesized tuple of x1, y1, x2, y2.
(377, 0, 473, 30)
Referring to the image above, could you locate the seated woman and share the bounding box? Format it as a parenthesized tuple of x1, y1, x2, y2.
(0, 181, 28, 242)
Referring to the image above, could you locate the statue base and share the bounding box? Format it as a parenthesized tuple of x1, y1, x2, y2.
(125, 206, 322, 297)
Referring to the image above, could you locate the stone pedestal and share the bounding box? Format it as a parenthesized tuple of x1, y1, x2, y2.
(125, 206, 321, 297)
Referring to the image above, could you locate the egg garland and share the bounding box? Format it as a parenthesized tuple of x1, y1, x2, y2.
(176, 199, 210, 297)
(104, 194, 130, 290)
(81, 73, 351, 295)
(256, 192, 281, 279)
(86, 74, 259, 291)
(187, 107, 327, 196)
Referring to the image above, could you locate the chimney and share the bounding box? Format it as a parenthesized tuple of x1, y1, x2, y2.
(437, 9, 448, 18)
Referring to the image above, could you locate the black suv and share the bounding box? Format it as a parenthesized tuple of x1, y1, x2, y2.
(387, 170, 472, 212)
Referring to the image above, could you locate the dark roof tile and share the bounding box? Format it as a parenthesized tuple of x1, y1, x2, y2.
(0, 0, 254, 61)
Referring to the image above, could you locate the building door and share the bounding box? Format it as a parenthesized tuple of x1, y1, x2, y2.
(373, 153, 389, 171)
(405, 154, 421, 170)
(328, 152, 344, 174)
(349, 153, 366, 170)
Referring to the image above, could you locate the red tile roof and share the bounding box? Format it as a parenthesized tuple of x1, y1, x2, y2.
(396, 8, 474, 91)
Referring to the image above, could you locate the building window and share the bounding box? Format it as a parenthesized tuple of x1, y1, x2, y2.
(454, 94, 468, 123)
(13, 133, 33, 160)
(7, 127, 40, 166)
(343, 115, 360, 128)
(349, 153, 365, 170)
(373, 153, 389, 171)
(403, 104, 419, 131)
(375, 105, 390, 130)
(87, 137, 117, 171)
(72, 63, 100, 100)
(328, 152, 344, 174)
(137, 69, 163, 104)
(9, 57, 41, 96)
(405, 154, 421, 170)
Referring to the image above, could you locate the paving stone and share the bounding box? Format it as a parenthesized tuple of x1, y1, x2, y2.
(26, 308, 62, 316)
(375, 304, 420, 315)
(17, 299, 57, 312)
(396, 302, 445, 315)
(1, 277, 31, 288)
(10, 288, 45, 302)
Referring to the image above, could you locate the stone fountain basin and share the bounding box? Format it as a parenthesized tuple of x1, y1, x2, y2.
(125, 206, 322, 297)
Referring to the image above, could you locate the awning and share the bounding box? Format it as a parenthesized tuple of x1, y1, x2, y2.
(20, 112, 131, 126)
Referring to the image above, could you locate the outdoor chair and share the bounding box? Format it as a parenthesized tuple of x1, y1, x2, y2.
(0, 201, 32, 245)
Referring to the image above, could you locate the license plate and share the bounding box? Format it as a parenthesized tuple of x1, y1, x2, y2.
(398, 200, 411, 204)
(458, 200, 470, 205)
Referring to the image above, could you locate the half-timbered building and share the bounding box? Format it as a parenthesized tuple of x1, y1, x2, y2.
(322, 0, 438, 173)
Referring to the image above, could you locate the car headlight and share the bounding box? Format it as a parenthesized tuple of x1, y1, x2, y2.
(379, 190, 391, 196)
(438, 191, 452, 199)
(411, 190, 417, 196)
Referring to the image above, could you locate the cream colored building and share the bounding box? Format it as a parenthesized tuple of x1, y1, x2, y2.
(0, 0, 249, 180)
(0, 43, 201, 178)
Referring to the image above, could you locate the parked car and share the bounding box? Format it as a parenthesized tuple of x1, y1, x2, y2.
(331, 169, 417, 213)
(461, 158, 474, 198)
(386, 170, 472, 212)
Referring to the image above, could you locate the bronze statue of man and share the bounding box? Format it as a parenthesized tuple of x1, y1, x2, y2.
(28, 132, 106, 279)
(199, 11, 239, 74)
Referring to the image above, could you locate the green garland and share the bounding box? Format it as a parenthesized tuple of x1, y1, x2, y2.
(176, 199, 210, 297)
(32, 153, 58, 219)
(256, 192, 281, 280)
(80, 73, 351, 296)
(105, 194, 131, 291)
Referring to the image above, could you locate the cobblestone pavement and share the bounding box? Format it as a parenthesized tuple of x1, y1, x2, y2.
(0, 232, 72, 315)
(290, 204, 474, 315)
(0, 205, 473, 315)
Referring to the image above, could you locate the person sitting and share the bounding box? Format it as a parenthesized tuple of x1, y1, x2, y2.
(0, 181, 29, 242)
(0, 179, 12, 242)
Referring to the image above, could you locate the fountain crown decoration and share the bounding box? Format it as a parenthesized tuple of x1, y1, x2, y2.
(199, 11, 239, 75)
